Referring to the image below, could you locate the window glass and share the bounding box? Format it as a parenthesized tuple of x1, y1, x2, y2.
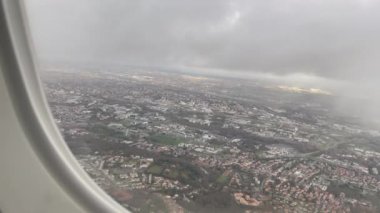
(26, 1, 380, 212)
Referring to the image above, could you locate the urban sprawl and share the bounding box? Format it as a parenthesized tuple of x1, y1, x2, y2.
(43, 68, 380, 212)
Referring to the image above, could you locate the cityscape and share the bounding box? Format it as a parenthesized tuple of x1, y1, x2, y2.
(42, 68, 380, 213)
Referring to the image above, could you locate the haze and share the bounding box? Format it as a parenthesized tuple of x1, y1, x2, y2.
(24, 0, 380, 121)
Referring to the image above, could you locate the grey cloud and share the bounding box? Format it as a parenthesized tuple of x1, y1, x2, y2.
(25, 0, 380, 82)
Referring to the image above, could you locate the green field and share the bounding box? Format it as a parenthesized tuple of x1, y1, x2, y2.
(147, 165, 163, 174)
(148, 134, 184, 146)
(90, 124, 125, 138)
(216, 175, 229, 185)
(146, 160, 202, 186)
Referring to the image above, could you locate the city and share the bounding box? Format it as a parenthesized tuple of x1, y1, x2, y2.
(42, 68, 380, 212)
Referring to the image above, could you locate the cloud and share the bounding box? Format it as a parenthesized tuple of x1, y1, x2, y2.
(24, 0, 380, 83)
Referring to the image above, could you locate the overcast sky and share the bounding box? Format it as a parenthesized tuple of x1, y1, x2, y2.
(24, 0, 380, 89)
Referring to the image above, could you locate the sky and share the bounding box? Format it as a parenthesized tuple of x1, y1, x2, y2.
(24, 0, 380, 101)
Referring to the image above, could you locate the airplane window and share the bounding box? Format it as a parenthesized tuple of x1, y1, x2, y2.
(24, 0, 380, 212)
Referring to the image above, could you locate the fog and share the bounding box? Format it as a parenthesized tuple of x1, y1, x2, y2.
(24, 0, 380, 122)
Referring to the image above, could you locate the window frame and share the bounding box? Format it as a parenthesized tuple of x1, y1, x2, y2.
(0, 1, 128, 212)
